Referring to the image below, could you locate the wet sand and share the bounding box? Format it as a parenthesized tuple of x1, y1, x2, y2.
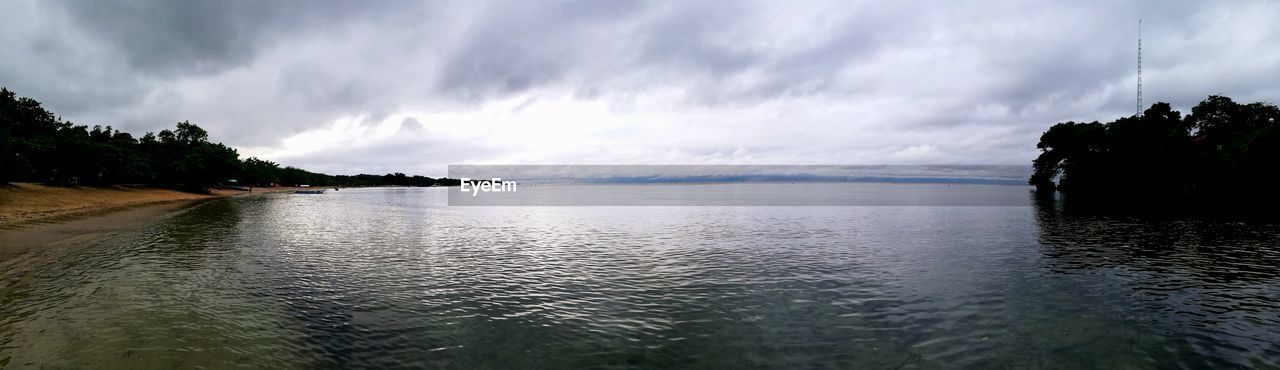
(0, 184, 298, 248)
(0, 200, 215, 295)
(0, 183, 267, 227)
(0, 184, 293, 286)
(0, 199, 211, 254)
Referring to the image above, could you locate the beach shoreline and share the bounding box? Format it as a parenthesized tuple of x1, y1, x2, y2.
(0, 184, 293, 293)
(2, 183, 211, 227)
(0, 183, 291, 228)
(0, 183, 292, 251)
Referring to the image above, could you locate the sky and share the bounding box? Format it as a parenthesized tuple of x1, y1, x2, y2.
(2, 0, 1278, 177)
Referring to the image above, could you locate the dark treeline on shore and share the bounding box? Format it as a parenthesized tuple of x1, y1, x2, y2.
(0, 87, 459, 191)
(1031, 95, 1279, 203)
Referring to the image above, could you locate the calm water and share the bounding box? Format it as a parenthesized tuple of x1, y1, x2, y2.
(1, 185, 1278, 368)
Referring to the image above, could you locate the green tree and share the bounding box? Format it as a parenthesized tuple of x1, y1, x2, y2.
(1, 86, 457, 190)
(1032, 96, 1280, 203)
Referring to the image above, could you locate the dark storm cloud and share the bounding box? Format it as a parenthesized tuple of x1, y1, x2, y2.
(52, 0, 407, 76)
(399, 117, 424, 133)
(1, 0, 1277, 172)
(0, 0, 418, 141)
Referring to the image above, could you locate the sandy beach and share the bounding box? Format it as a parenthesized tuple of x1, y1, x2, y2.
(0, 183, 263, 227)
(0, 183, 293, 248)
(0, 183, 294, 294)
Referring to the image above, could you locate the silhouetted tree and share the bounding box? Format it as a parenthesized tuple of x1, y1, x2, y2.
(1032, 96, 1280, 203)
(0, 86, 462, 190)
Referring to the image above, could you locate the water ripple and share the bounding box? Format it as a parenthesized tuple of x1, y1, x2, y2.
(0, 187, 1277, 368)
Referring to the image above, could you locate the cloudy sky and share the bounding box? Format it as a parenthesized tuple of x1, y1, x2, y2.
(2, 1, 1278, 176)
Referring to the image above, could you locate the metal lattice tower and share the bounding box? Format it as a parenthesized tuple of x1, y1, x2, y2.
(1137, 19, 1143, 116)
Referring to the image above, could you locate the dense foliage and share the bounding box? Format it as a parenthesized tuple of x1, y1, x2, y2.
(0, 87, 457, 190)
(1031, 96, 1280, 201)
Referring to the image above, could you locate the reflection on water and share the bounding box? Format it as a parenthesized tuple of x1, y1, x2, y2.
(0, 186, 1277, 368)
(1032, 198, 1280, 368)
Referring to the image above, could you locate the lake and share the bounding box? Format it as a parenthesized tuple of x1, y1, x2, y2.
(1, 185, 1277, 368)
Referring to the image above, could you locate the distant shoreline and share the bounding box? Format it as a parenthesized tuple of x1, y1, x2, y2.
(508, 178, 1030, 186)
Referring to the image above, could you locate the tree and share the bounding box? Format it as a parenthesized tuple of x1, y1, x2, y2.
(1032, 96, 1280, 203)
(241, 157, 282, 186)
(1, 86, 458, 190)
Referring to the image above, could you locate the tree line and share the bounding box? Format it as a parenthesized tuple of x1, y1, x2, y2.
(1031, 95, 1280, 202)
(0, 87, 459, 191)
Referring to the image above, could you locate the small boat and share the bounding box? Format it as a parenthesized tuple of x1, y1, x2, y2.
(294, 185, 326, 194)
